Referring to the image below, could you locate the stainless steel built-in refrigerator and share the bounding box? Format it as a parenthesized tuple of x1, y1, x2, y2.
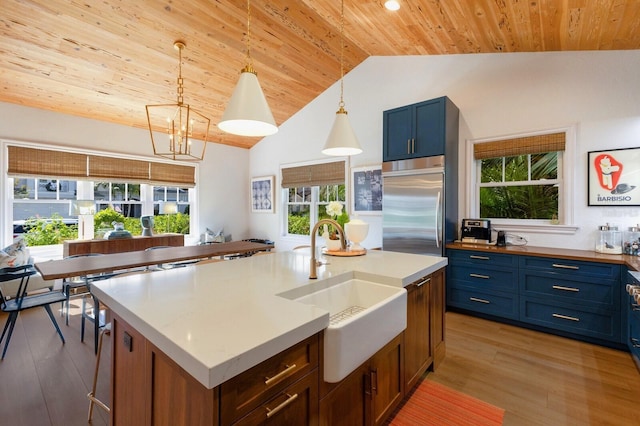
(382, 157, 449, 256)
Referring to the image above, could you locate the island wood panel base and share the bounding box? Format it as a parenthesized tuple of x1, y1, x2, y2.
(109, 267, 447, 425)
(111, 313, 218, 426)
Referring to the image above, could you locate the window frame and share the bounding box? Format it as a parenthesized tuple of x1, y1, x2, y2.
(2, 140, 199, 246)
(465, 126, 577, 234)
(280, 158, 350, 241)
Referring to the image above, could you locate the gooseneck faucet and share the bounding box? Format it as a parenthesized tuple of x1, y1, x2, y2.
(309, 218, 346, 279)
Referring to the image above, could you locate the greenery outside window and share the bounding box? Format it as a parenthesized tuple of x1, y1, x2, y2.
(479, 152, 560, 219)
(285, 184, 346, 236)
(469, 129, 573, 228)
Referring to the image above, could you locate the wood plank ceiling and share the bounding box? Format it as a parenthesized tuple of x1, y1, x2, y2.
(1, 1, 639, 150)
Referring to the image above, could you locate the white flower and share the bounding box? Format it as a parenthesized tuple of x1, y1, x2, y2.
(326, 201, 343, 217)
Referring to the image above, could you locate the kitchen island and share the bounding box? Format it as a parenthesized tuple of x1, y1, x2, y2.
(92, 249, 447, 425)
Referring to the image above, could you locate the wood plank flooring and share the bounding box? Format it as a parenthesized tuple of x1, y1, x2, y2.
(428, 312, 640, 426)
(0, 301, 110, 426)
(1, 307, 638, 425)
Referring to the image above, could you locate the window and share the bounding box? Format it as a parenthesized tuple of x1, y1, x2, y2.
(478, 152, 560, 219)
(281, 160, 348, 237)
(5, 142, 197, 245)
(285, 184, 346, 236)
(469, 129, 573, 227)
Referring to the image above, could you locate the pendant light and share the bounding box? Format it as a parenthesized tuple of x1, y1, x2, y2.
(322, 0, 362, 156)
(146, 41, 210, 161)
(218, 0, 278, 137)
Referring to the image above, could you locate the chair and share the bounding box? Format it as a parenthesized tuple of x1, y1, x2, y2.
(0, 264, 66, 359)
(61, 253, 105, 326)
(79, 272, 118, 354)
(144, 246, 193, 270)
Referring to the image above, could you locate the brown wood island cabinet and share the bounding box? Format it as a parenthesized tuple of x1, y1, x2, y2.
(110, 267, 447, 425)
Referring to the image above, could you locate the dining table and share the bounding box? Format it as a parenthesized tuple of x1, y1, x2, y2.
(34, 240, 274, 280)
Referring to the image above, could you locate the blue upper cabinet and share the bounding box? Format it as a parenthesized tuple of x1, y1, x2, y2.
(383, 96, 459, 162)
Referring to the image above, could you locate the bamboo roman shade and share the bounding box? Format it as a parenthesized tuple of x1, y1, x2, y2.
(7, 146, 87, 178)
(281, 160, 345, 188)
(7, 145, 195, 186)
(150, 162, 195, 186)
(88, 155, 149, 181)
(474, 132, 566, 160)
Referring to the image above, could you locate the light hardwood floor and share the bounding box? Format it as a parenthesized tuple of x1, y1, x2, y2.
(428, 311, 640, 426)
(1, 307, 638, 425)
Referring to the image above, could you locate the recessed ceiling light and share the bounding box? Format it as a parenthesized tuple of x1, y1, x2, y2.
(385, 0, 400, 11)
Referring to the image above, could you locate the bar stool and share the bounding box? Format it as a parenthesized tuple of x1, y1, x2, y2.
(87, 322, 111, 422)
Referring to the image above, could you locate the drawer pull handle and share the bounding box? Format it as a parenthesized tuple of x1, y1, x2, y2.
(552, 313, 580, 322)
(265, 393, 298, 418)
(631, 338, 640, 348)
(469, 255, 490, 260)
(469, 297, 490, 304)
(552, 285, 580, 292)
(264, 364, 297, 386)
(552, 263, 579, 270)
(470, 273, 490, 279)
(416, 277, 431, 288)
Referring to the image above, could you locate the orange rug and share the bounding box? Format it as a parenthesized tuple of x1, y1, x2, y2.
(386, 379, 505, 426)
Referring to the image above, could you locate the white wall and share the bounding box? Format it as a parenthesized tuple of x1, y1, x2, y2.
(0, 102, 251, 246)
(250, 50, 640, 251)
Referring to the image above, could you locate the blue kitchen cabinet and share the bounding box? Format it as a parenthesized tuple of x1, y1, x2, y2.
(626, 271, 640, 370)
(383, 96, 459, 161)
(518, 256, 622, 343)
(447, 247, 626, 347)
(447, 250, 519, 319)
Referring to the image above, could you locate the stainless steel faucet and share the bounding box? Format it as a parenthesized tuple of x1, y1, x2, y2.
(309, 218, 346, 279)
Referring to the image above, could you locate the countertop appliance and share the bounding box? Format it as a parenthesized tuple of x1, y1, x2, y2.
(461, 218, 492, 243)
(382, 156, 455, 256)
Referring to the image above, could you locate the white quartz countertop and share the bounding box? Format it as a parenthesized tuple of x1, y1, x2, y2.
(91, 249, 447, 389)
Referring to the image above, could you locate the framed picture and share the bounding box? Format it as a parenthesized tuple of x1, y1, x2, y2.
(351, 165, 383, 214)
(251, 176, 275, 213)
(588, 148, 640, 206)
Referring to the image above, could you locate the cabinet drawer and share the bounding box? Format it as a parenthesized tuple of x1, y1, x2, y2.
(520, 297, 621, 342)
(220, 334, 319, 425)
(519, 256, 620, 279)
(449, 265, 517, 292)
(447, 249, 518, 267)
(448, 287, 518, 319)
(520, 271, 618, 309)
(233, 370, 319, 426)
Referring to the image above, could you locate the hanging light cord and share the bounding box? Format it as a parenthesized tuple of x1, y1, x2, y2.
(244, 0, 255, 73)
(338, 0, 346, 112)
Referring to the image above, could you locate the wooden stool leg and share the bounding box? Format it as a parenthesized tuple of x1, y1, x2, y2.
(87, 324, 111, 422)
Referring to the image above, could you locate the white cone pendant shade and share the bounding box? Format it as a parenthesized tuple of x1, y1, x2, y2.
(218, 67, 278, 137)
(322, 107, 363, 156)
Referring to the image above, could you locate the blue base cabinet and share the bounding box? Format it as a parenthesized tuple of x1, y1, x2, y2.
(626, 272, 640, 371)
(519, 256, 621, 343)
(447, 250, 519, 320)
(447, 248, 625, 347)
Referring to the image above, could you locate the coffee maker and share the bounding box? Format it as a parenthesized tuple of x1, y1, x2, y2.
(461, 219, 492, 244)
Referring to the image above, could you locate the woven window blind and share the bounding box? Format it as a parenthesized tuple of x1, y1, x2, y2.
(7, 145, 195, 186)
(150, 162, 195, 187)
(281, 161, 345, 188)
(88, 155, 150, 182)
(474, 132, 566, 160)
(7, 146, 87, 178)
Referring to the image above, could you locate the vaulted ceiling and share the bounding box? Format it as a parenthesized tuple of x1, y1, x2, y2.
(2, 1, 639, 149)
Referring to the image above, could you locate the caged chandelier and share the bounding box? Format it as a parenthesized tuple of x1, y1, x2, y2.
(146, 41, 211, 161)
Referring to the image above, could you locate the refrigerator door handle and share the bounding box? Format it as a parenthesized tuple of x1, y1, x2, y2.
(435, 190, 441, 248)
